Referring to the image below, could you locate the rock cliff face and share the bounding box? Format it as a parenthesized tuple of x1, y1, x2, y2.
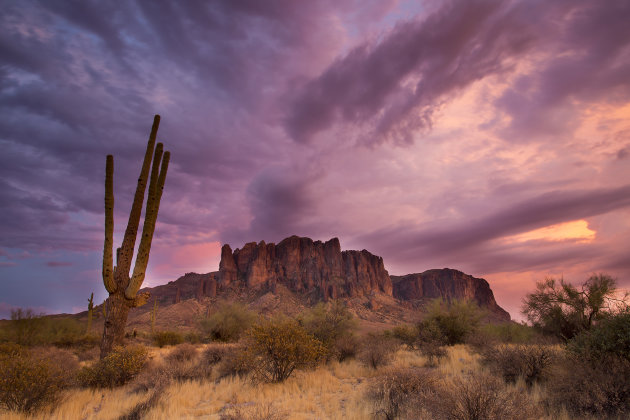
(213, 235, 509, 319)
(391, 269, 510, 320)
(218, 236, 392, 299)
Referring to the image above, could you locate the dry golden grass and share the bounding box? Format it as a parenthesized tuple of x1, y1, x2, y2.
(0, 344, 569, 420)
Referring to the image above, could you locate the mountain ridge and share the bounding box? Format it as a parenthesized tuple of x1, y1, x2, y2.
(135, 235, 510, 323)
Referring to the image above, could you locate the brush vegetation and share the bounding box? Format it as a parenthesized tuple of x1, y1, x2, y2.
(1, 274, 628, 418)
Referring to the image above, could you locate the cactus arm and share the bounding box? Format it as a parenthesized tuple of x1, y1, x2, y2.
(117, 115, 160, 280)
(103, 155, 117, 293)
(126, 149, 170, 299)
(132, 291, 151, 308)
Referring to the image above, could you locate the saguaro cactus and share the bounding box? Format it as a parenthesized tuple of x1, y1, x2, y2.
(100, 115, 170, 358)
(87, 292, 94, 334)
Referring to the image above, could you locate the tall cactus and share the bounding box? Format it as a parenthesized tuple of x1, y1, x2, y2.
(100, 115, 170, 358)
(87, 292, 94, 334)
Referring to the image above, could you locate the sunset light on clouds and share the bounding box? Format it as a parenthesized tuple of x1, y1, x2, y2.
(1, 0, 629, 320)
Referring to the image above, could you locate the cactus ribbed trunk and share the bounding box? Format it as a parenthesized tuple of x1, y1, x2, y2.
(100, 115, 170, 358)
(100, 293, 131, 357)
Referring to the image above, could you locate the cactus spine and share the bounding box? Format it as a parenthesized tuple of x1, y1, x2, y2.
(100, 115, 170, 358)
(87, 292, 94, 334)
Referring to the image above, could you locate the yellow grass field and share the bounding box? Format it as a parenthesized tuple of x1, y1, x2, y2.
(0, 344, 573, 420)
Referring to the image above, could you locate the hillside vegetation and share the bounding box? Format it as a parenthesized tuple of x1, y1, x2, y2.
(1, 277, 628, 420)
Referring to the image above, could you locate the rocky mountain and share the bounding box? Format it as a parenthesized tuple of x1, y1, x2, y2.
(136, 235, 510, 323)
(391, 269, 511, 320)
(219, 236, 391, 299)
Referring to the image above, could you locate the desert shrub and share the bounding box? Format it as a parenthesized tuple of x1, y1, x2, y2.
(386, 324, 419, 349)
(481, 344, 557, 386)
(436, 372, 540, 420)
(152, 330, 184, 347)
(78, 345, 148, 388)
(166, 343, 198, 363)
(480, 322, 537, 344)
(31, 346, 80, 386)
(2, 309, 89, 347)
(0, 346, 69, 413)
(202, 344, 231, 365)
(522, 274, 628, 342)
(417, 319, 448, 366)
(76, 346, 100, 362)
(367, 367, 438, 420)
(46, 318, 88, 347)
(420, 300, 483, 346)
(4, 308, 46, 345)
(215, 345, 255, 379)
(300, 300, 357, 350)
(358, 333, 398, 369)
(568, 309, 630, 363)
(546, 353, 630, 417)
(332, 334, 359, 362)
(200, 302, 256, 342)
(243, 317, 324, 383)
(220, 402, 287, 420)
(184, 331, 202, 344)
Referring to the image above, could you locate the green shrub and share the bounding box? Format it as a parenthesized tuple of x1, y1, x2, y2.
(417, 319, 448, 366)
(243, 317, 325, 383)
(300, 301, 357, 348)
(420, 300, 483, 346)
(199, 302, 256, 342)
(480, 322, 537, 344)
(1, 309, 91, 347)
(153, 330, 184, 347)
(0, 345, 70, 413)
(78, 345, 148, 388)
(568, 309, 630, 362)
(385, 324, 418, 348)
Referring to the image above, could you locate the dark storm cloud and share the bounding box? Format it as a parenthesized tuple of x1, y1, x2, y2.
(221, 166, 321, 247)
(495, 0, 630, 140)
(285, 0, 630, 145)
(285, 0, 540, 145)
(359, 184, 630, 262)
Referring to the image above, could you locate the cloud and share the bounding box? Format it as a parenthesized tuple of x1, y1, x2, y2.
(358, 184, 630, 267)
(46, 261, 73, 267)
(1, 0, 629, 318)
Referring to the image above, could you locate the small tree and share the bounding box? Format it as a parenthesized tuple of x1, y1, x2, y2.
(200, 302, 256, 342)
(522, 274, 628, 341)
(300, 300, 357, 355)
(420, 299, 483, 346)
(244, 317, 324, 382)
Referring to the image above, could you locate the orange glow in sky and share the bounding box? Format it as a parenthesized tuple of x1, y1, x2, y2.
(506, 220, 596, 243)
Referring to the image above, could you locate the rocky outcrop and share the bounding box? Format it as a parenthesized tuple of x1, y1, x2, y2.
(218, 236, 393, 299)
(391, 269, 510, 320)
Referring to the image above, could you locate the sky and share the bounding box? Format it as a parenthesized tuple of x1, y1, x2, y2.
(1, 0, 629, 320)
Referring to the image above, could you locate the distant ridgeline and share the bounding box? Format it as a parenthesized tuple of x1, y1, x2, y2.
(139, 235, 510, 321)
